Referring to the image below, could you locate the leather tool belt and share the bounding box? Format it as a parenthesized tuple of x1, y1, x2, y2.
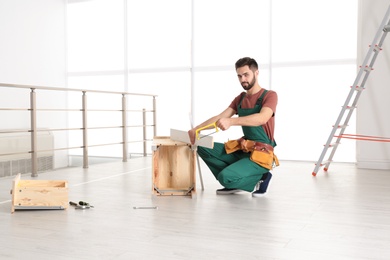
(224, 137, 279, 170)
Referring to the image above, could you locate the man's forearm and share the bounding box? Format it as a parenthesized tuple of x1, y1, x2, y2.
(193, 116, 220, 131)
(230, 113, 268, 127)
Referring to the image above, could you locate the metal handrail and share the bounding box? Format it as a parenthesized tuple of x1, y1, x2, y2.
(0, 83, 157, 177)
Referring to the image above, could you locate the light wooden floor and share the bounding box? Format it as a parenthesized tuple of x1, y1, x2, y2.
(0, 158, 389, 260)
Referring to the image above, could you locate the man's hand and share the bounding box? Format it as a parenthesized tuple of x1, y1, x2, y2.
(217, 118, 232, 131)
(188, 129, 197, 145)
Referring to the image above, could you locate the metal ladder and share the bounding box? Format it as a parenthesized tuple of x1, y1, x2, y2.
(312, 5, 390, 176)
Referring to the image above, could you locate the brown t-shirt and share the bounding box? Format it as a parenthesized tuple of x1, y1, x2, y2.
(229, 89, 277, 142)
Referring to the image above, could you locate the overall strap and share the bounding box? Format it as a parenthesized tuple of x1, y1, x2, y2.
(238, 89, 268, 107)
(238, 92, 246, 106)
(256, 89, 268, 106)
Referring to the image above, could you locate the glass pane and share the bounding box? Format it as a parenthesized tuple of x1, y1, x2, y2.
(67, 75, 125, 92)
(127, 0, 191, 69)
(272, 0, 358, 62)
(67, 0, 124, 71)
(194, 0, 270, 67)
(272, 64, 357, 162)
(128, 71, 191, 136)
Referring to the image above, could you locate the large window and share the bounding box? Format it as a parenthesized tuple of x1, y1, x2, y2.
(127, 0, 191, 69)
(67, 0, 358, 162)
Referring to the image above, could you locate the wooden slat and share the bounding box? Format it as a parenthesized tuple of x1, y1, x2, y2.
(10, 173, 21, 213)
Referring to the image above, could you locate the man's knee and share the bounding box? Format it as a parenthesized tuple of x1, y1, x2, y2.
(217, 169, 235, 188)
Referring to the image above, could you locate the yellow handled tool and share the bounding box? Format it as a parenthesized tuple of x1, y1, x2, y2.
(195, 122, 219, 140)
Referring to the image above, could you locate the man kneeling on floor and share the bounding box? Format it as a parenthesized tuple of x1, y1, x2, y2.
(188, 57, 279, 197)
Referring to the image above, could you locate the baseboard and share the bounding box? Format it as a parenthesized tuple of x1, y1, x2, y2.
(357, 160, 390, 170)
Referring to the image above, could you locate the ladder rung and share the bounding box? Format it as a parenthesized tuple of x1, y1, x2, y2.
(315, 160, 331, 166)
(332, 124, 348, 129)
(322, 142, 339, 148)
(327, 142, 340, 147)
(351, 85, 365, 91)
(383, 24, 390, 32)
(346, 105, 357, 110)
(363, 65, 374, 72)
(369, 44, 383, 52)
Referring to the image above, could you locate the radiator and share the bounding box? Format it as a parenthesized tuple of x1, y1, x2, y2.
(0, 131, 54, 177)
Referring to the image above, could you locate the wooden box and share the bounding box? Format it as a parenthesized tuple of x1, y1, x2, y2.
(152, 137, 196, 198)
(10, 173, 68, 213)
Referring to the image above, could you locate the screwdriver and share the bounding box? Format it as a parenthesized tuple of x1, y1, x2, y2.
(79, 201, 94, 207)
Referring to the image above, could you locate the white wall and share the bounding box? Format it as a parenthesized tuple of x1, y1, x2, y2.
(0, 0, 66, 86)
(357, 0, 390, 169)
(0, 0, 68, 168)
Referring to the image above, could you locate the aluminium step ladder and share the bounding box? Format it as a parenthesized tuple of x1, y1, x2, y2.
(312, 5, 390, 176)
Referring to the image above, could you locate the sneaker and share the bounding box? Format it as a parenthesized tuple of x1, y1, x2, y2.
(252, 172, 272, 197)
(216, 188, 241, 195)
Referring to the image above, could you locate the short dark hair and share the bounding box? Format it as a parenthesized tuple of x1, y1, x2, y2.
(235, 57, 258, 71)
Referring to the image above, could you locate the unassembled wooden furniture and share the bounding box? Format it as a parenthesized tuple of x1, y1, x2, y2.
(10, 173, 68, 213)
(152, 137, 196, 198)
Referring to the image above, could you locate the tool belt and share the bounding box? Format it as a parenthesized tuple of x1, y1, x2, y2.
(224, 137, 280, 170)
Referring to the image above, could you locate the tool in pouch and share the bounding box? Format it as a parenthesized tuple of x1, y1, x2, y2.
(69, 201, 94, 209)
(195, 122, 219, 140)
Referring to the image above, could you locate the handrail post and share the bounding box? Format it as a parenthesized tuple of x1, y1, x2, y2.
(82, 91, 88, 168)
(30, 88, 38, 177)
(142, 108, 147, 157)
(122, 94, 128, 162)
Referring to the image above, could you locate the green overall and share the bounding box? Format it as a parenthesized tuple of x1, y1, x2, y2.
(197, 90, 274, 192)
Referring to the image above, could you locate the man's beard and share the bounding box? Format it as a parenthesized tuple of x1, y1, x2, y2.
(241, 76, 256, 91)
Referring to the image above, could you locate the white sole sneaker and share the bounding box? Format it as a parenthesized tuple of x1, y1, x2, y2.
(216, 188, 241, 195)
(252, 191, 267, 197)
(252, 172, 272, 197)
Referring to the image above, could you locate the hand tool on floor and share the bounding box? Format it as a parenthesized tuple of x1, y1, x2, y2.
(133, 206, 158, 209)
(78, 201, 94, 207)
(69, 201, 94, 209)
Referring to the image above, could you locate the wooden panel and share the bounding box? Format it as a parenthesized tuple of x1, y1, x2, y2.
(152, 137, 196, 197)
(11, 173, 68, 213)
